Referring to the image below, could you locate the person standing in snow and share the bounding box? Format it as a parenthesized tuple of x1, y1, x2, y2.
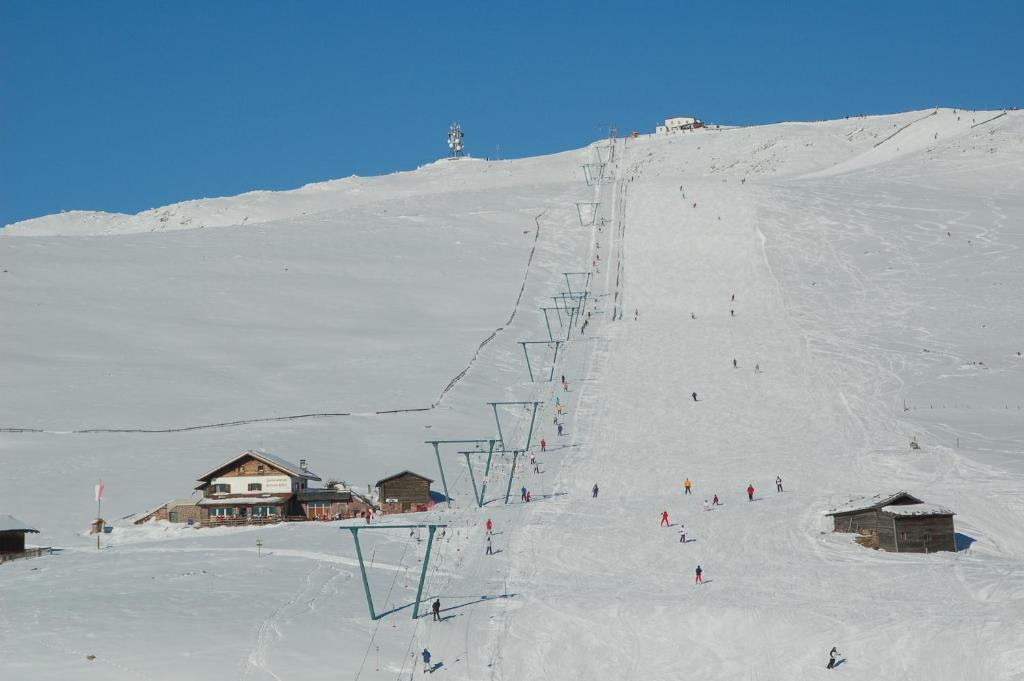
(486, 536, 493, 556)
(660, 510, 670, 527)
(432, 599, 441, 621)
(422, 648, 432, 673)
(732, 358, 737, 369)
(592, 483, 599, 498)
(540, 438, 546, 452)
(678, 525, 686, 543)
(712, 494, 720, 507)
(557, 422, 564, 436)
(826, 646, 840, 669)
(754, 363, 760, 374)
(521, 485, 528, 501)
(747, 484, 755, 502)
(695, 565, 703, 584)
(776, 476, 783, 493)
(684, 478, 692, 495)
(485, 518, 493, 536)
(692, 392, 698, 402)
(730, 309, 735, 317)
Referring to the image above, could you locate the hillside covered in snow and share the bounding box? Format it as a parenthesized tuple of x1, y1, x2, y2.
(2, 108, 1023, 680)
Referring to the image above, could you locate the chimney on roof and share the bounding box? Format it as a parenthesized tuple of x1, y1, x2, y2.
(300, 459, 308, 471)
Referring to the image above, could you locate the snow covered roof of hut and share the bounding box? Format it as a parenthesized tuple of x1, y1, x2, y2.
(826, 491, 923, 516)
(0, 514, 39, 533)
(881, 503, 954, 517)
(195, 449, 321, 484)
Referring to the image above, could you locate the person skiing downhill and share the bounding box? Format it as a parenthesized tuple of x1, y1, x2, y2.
(432, 599, 441, 621)
(422, 649, 432, 673)
(684, 478, 692, 495)
(732, 358, 737, 369)
(540, 438, 546, 452)
(692, 392, 698, 402)
(826, 646, 840, 669)
(557, 423, 564, 436)
(776, 476, 783, 493)
(703, 499, 709, 512)
(592, 483, 599, 498)
(660, 511, 670, 527)
(485, 518, 493, 535)
(521, 486, 527, 501)
(486, 536, 493, 555)
(678, 525, 686, 543)
(747, 484, 755, 501)
(712, 494, 720, 507)
(695, 565, 703, 584)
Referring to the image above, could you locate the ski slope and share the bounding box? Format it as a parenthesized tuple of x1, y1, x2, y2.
(1, 109, 1023, 680)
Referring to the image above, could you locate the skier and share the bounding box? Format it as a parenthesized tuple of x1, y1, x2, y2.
(747, 483, 755, 502)
(732, 358, 737, 369)
(827, 646, 840, 669)
(695, 565, 703, 584)
(556, 403, 564, 416)
(730, 309, 735, 317)
(364, 509, 372, 524)
(754, 363, 760, 374)
(660, 510, 670, 527)
(486, 536, 493, 555)
(521, 485, 528, 501)
(563, 380, 569, 392)
(485, 518, 493, 536)
(432, 598, 441, 622)
(557, 422, 564, 436)
(592, 483, 599, 498)
(684, 478, 692, 495)
(692, 392, 698, 402)
(712, 494, 720, 506)
(690, 312, 696, 320)
(634, 308, 639, 321)
(533, 458, 540, 474)
(703, 499, 709, 512)
(561, 374, 565, 385)
(540, 438, 547, 452)
(731, 293, 735, 302)
(422, 648, 432, 673)
(776, 476, 783, 493)
(678, 525, 686, 543)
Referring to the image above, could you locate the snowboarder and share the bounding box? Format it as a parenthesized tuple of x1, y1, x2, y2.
(678, 525, 686, 543)
(660, 510, 670, 527)
(776, 476, 783, 493)
(422, 648, 432, 673)
(684, 478, 692, 495)
(695, 565, 703, 584)
(712, 494, 720, 506)
(486, 536, 493, 555)
(485, 518, 493, 536)
(747, 484, 755, 502)
(540, 438, 546, 452)
(827, 646, 840, 669)
(692, 392, 698, 402)
(432, 599, 441, 621)
(592, 483, 599, 498)
(732, 358, 737, 369)
(557, 422, 564, 436)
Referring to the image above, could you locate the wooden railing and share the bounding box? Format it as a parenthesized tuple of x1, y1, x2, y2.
(0, 547, 48, 564)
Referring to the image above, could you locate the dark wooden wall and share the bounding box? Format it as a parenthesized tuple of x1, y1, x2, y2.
(379, 475, 431, 510)
(891, 515, 956, 553)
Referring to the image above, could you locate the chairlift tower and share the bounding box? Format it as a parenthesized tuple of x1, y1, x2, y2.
(448, 123, 465, 159)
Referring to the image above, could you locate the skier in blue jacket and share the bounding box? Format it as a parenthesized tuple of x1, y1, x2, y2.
(422, 649, 431, 673)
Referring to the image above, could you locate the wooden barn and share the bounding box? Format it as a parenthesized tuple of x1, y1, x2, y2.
(0, 514, 40, 559)
(826, 491, 956, 553)
(376, 471, 433, 513)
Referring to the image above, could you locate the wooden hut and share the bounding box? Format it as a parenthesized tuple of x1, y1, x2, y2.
(0, 515, 40, 557)
(826, 491, 956, 553)
(134, 499, 202, 525)
(375, 471, 433, 513)
(296, 488, 376, 520)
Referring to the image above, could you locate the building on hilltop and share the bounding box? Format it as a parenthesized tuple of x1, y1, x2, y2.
(193, 450, 321, 524)
(0, 514, 41, 562)
(826, 491, 956, 553)
(655, 116, 705, 135)
(376, 471, 433, 513)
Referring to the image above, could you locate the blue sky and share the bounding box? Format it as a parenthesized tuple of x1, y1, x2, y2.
(1, 1, 1020, 226)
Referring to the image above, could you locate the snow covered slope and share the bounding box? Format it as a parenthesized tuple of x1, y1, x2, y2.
(2, 109, 1023, 680)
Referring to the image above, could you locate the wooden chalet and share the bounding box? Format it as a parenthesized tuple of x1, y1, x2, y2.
(376, 470, 433, 513)
(193, 450, 321, 524)
(297, 487, 376, 520)
(826, 491, 956, 553)
(0, 514, 40, 562)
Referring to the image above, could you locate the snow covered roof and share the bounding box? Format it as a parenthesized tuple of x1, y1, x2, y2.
(881, 503, 954, 517)
(0, 514, 39, 533)
(826, 491, 924, 515)
(196, 450, 321, 483)
(376, 470, 433, 487)
(198, 495, 291, 506)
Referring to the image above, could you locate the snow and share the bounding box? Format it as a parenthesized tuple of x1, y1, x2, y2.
(2, 108, 1024, 679)
(826, 491, 918, 514)
(0, 514, 39, 532)
(881, 503, 954, 517)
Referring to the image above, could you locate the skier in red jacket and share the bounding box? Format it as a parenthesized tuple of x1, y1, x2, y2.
(485, 519, 493, 535)
(660, 510, 670, 527)
(747, 484, 755, 502)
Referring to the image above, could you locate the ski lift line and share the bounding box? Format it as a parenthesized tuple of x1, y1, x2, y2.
(4, 210, 551, 436)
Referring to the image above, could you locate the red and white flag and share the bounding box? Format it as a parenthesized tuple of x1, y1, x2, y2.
(95, 482, 105, 502)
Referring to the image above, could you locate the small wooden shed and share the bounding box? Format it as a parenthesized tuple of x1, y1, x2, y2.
(376, 471, 433, 513)
(0, 515, 40, 556)
(827, 491, 956, 553)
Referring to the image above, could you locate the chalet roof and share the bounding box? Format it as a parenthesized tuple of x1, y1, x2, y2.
(196, 450, 321, 484)
(826, 491, 924, 516)
(0, 514, 39, 533)
(198, 494, 292, 506)
(881, 503, 955, 517)
(375, 470, 434, 487)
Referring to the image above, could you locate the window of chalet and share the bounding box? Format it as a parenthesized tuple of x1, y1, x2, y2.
(209, 507, 234, 517)
(211, 483, 230, 494)
(252, 506, 278, 516)
(248, 483, 262, 492)
(257, 464, 265, 473)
